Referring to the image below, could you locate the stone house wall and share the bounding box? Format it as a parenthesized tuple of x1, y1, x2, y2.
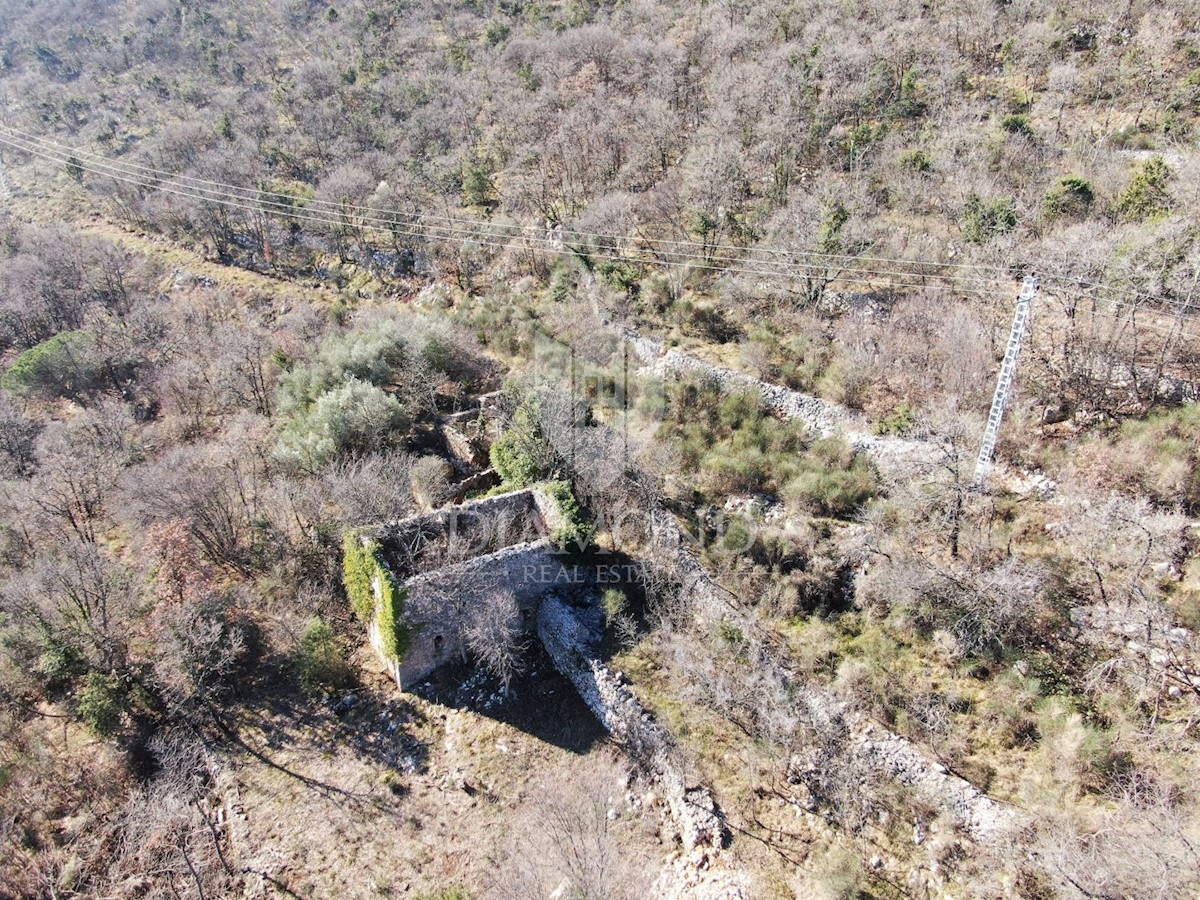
(358, 486, 576, 688)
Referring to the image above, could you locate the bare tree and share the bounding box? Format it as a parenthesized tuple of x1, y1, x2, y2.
(0, 395, 38, 477)
(122, 419, 274, 576)
(151, 590, 254, 720)
(461, 588, 526, 689)
(323, 450, 417, 526)
(22, 403, 137, 545)
(489, 752, 650, 900)
(1046, 493, 1184, 606)
(410, 454, 452, 511)
(1035, 775, 1200, 900)
(1, 539, 139, 676)
(105, 729, 234, 899)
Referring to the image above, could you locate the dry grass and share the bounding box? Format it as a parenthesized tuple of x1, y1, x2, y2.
(221, 668, 619, 898)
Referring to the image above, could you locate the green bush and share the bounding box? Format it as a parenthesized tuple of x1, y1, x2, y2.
(716, 618, 745, 649)
(782, 437, 878, 518)
(1113, 156, 1172, 222)
(716, 516, 754, 554)
(840, 122, 884, 170)
(1001, 113, 1032, 134)
(343, 532, 381, 623)
(873, 404, 916, 436)
(601, 587, 628, 624)
(35, 633, 87, 691)
(1042, 175, 1095, 220)
(294, 619, 353, 695)
(899, 149, 931, 173)
(275, 378, 408, 470)
(276, 319, 409, 416)
(490, 403, 556, 487)
(77, 671, 125, 738)
(597, 259, 640, 295)
(462, 156, 497, 209)
(0, 330, 98, 399)
(893, 68, 926, 119)
(961, 193, 1017, 244)
(542, 479, 593, 551)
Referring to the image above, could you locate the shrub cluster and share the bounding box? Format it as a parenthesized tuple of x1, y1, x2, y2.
(0, 331, 102, 399)
(658, 380, 808, 496)
(490, 403, 554, 487)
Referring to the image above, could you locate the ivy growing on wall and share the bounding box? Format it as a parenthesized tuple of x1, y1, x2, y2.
(342, 531, 380, 624)
(541, 480, 593, 552)
(341, 532, 414, 664)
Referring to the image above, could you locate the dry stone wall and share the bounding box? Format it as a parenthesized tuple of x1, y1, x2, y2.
(537, 595, 726, 852)
(642, 504, 1021, 843)
(626, 332, 948, 485)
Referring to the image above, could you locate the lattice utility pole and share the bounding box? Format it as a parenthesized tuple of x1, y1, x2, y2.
(973, 275, 1039, 488)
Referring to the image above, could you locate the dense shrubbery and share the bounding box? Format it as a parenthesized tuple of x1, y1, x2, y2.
(657, 380, 807, 496)
(273, 316, 486, 471)
(653, 378, 878, 517)
(1082, 404, 1200, 513)
(1, 330, 100, 399)
(490, 403, 554, 487)
(782, 438, 879, 518)
(1043, 175, 1095, 220)
(488, 382, 573, 488)
(293, 618, 353, 695)
(275, 320, 411, 417)
(2, 0, 1200, 891)
(961, 193, 1018, 244)
(541, 479, 592, 552)
(275, 377, 408, 470)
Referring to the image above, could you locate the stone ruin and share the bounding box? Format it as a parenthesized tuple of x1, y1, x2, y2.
(353, 485, 568, 688)
(349, 485, 730, 855)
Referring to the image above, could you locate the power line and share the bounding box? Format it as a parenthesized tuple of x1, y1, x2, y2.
(3, 121, 1190, 316)
(0, 122, 1014, 276)
(9, 120, 1190, 317)
(0, 126, 1013, 296)
(2, 122, 1198, 341)
(0, 128, 1001, 296)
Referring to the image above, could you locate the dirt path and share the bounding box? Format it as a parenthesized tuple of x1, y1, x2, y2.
(75, 214, 336, 305)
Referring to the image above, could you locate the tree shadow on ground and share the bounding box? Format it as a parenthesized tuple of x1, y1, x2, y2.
(211, 666, 431, 817)
(409, 640, 606, 755)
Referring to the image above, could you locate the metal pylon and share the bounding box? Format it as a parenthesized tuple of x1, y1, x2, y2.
(973, 275, 1039, 488)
